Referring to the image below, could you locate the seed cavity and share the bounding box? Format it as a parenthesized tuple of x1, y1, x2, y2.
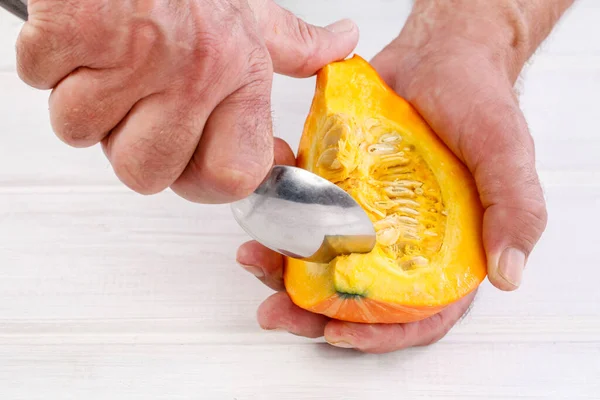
(315, 113, 447, 268)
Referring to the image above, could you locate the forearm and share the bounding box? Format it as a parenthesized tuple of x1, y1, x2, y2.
(396, 0, 576, 80)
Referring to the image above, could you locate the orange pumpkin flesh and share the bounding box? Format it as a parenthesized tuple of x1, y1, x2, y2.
(283, 55, 487, 324)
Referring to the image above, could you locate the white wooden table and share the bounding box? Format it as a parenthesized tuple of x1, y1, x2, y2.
(1, 1, 599, 399)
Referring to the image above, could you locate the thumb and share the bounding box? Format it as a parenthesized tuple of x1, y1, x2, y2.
(458, 89, 548, 291)
(257, 1, 359, 77)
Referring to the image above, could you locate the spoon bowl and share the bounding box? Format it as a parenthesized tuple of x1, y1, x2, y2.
(231, 165, 376, 263)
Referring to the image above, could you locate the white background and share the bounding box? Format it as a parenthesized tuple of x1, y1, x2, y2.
(0, 1, 599, 399)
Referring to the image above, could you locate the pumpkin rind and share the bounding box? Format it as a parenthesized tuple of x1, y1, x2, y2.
(283, 55, 487, 324)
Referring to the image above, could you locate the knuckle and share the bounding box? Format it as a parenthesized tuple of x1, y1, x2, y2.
(186, 136, 272, 202)
(295, 19, 319, 49)
(110, 149, 158, 195)
(481, 189, 548, 252)
(16, 4, 84, 87)
(50, 109, 101, 148)
(291, 16, 317, 51)
(477, 159, 535, 202)
(531, 201, 549, 227)
(183, 30, 244, 95)
(197, 30, 234, 65)
(487, 198, 548, 255)
(188, 16, 246, 76)
(111, 154, 163, 196)
(509, 201, 548, 250)
(110, 134, 188, 195)
(183, 7, 273, 93)
(468, 100, 527, 159)
(419, 313, 450, 347)
(192, 90, 273, 201)
(16, 25, 56, 88)
(110, 156, 146, 195)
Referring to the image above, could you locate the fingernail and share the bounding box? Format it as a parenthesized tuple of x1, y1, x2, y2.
(326, 339, 355, 349)
(325, 334, 355, 348)
(239, 263, 265, 278)
(497, 247, 526, 287)
(269, 323, 299, 336)
(268, 327, 304, 338)
(325, 19, 356, 33)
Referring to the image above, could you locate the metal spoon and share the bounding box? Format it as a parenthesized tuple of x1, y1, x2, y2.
(231, 165, 376, 263)
(0, 3, 377, 263)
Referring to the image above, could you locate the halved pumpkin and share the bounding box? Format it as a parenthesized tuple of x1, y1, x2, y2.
(283, 55, 487, 324)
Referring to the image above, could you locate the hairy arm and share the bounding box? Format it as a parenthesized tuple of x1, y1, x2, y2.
(394, 0, 576, 82)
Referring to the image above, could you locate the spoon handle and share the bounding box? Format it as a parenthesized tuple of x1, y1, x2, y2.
(0, 0, 27, 21)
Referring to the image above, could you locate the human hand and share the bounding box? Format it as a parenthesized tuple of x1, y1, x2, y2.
(15, 0, 358, 202)
(237, 0, 575, 353)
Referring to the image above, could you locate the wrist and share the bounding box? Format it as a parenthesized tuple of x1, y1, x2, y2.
(390, 0, 575, 83)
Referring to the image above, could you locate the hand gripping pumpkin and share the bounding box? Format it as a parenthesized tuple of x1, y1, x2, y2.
(283, 55, 487, 324)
